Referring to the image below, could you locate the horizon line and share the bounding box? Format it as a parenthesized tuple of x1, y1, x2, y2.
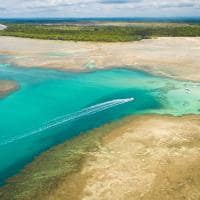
(1, 16, 200, 19)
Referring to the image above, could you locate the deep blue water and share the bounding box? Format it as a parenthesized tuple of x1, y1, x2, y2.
(0, 17, 200, 24)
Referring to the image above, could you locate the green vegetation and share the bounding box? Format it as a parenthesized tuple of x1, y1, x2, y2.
(0, 23, 200, 42)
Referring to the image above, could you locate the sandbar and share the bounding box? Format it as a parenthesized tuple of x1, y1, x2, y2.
(0, 80, 18, 98)
(0, 36, 200, 81)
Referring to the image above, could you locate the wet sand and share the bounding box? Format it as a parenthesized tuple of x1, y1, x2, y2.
(0, 115, 200, 200)
(0, 36, 200, 81)
(0, 80, 18, 97)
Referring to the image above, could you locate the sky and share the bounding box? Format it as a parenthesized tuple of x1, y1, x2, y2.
(0, 0, 199, 18)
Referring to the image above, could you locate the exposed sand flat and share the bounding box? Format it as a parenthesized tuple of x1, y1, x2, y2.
(0, 80, 18, 97)
(48, 22, 193, 27)
(0, 115, 199, 200)
(80, 115, 200, 200)
(0, 36, 200, 81)
(0, 24, 7, 30)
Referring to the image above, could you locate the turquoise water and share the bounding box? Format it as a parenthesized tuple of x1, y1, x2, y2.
(0, 61, 199, 185)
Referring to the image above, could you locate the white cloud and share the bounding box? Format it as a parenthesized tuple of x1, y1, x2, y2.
(0, 0, 199, 17)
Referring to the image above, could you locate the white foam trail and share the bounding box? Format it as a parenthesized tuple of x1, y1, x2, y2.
(0, 98, 134, 146)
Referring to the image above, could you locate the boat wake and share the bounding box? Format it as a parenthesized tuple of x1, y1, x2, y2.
(0, 98, 134, 146)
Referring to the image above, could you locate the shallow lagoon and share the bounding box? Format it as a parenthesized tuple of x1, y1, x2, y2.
(0, 61, 199, 184)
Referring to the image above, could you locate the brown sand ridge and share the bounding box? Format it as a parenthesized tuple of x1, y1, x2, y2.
(0, 80, 18, 97)
(0, 115, 200, 200)
(0, 36, 200, 81)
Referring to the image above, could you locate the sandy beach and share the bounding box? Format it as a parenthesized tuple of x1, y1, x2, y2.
(0, 80, 18, 97)
(0, 36, 200, 81)
(0, 115, 199, 200)
(0, 24, 7, 30)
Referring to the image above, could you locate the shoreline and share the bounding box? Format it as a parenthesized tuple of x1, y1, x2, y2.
(0, 35, 200, 199)
(0, 36, 200, 82)
(0, 114, 199, 200)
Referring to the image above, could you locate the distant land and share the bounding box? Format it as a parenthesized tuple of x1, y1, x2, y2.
(0, 17, 200, 42)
